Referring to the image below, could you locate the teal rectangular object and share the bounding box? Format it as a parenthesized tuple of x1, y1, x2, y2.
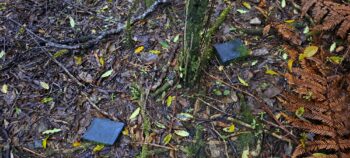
(82, 118, 125, 145)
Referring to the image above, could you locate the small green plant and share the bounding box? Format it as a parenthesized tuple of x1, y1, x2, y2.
(130, 84, 141, 100)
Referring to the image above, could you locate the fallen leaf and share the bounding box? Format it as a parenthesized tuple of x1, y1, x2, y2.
(299, 46, 319, 61)
(134, 46, 144, 54)
(93, 144, 104, 153)
(295, 107, 305, 117)
(238, 76, 249, 86)
(329, 42, 336, 52)
(99, 56, 105, 66)
(42, 128, 61, 135)
(242, 2, 251, 9)
(0, 50, 5, 59)
(176, 113, 194, 121)
(237, 9, 248, 14)
(69, 16, 75, 28)
(223, 90, 230, 96)
(72, 141, 81, 147)
(281, 0, 286, 8)
(287, 59, 294, 72)
(122, 128, 129, 136)
(265, 69, 279, 76)
(328, 56, 343, 64)
(163, 134, 172, 145)
(242, 146, 250, 158)
(166, 96, 174, 107)
(74, 56, 83, 65)
(101, 69, 113, 78)
(42, 136, 49, 149)
(213, 89, 222, 96)
(223, 124, 235, 133)
(284, 19, 295, 23)
(53, 49, 69, 58)
(1, 84, 8, 94)
(174, 130, 189, 137)
(303, 26, 310, 34)
(40, 81, 50, 90)
(149, 50, 161, 55)
(129, 107, 140, 120)
(160, 41, 170, 49)
(155, 122, 166, 129)
(173, 34, 180, 43)
(312, 153, 328, 157)
(41, 97, 54, 104)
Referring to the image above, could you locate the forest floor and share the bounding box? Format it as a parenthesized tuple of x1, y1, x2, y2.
(1, 0, 349, 158)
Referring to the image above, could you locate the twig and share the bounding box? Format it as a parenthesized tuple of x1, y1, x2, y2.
(141, 143, 178, 151)
(210, 123, 230, 158)
(21, 147, 45, 158)
(206, 72, 298, 143)
(199, 97, 292, 143)
(151, 44, 178, 91)
(81, 92, 119, 121)
(4, 0, 169, 49)
(25, 30, 117, 121)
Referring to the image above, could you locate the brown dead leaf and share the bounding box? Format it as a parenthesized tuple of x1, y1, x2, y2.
(263, 24, 271, 36)
(275, 23, 302, 45)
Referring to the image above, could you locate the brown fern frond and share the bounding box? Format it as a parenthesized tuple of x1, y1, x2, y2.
(279, 45, 350, 157)
(301, 0, 350, 40)
(283, 114, 337, 138)
(292, 139, 343, 158)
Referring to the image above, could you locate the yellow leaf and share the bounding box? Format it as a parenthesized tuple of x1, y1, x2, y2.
(129, 107, 140, 120)
(242, 1, 251, 9)
(287, 59, 294, 72)
(166, 96, 174, 107)
(238, 76, 249, 86)
(223, 124, 235, 133)
(42, 136, 49, 149)
(99, 56, 105, 66)
(134, 46, 144, 54)
(122, 128, 129, 136)
(284, 19, 295, 23)
(163, 134, 172, 145)
(295, 107, 305, 117)
(93, 144, 104, 153)
(53, 49, 69, 58)
(1, 84, 8, 94)
(72, 141, 81, 147)
(328, 56, 343, 64)
(299, 46, 319, 61)
(265, 69, 279, 76)
(312, 153, 328, 157)
(74, 56, 83, 65)
(149, 50, 161, 55)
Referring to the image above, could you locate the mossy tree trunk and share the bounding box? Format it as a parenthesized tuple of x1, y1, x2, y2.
(179, 0, 209, 86)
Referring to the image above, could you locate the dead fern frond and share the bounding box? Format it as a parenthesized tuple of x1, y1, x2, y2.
(279, 46, 350, 157)
(301, 0, 350, 40)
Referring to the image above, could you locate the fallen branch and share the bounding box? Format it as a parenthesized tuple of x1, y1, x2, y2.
(5, 0, 169, 50)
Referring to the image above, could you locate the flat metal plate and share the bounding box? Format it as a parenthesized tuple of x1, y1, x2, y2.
(82, 118, 125, 145)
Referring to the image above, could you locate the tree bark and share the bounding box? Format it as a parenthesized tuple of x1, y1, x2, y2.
(179, 0, 209, 86)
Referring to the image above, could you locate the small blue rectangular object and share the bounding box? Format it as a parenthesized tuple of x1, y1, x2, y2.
(82, 118, 125, 145)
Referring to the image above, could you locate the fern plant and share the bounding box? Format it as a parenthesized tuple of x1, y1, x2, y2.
(301, 0, 350, 41)
(278, 46, 350, 158)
